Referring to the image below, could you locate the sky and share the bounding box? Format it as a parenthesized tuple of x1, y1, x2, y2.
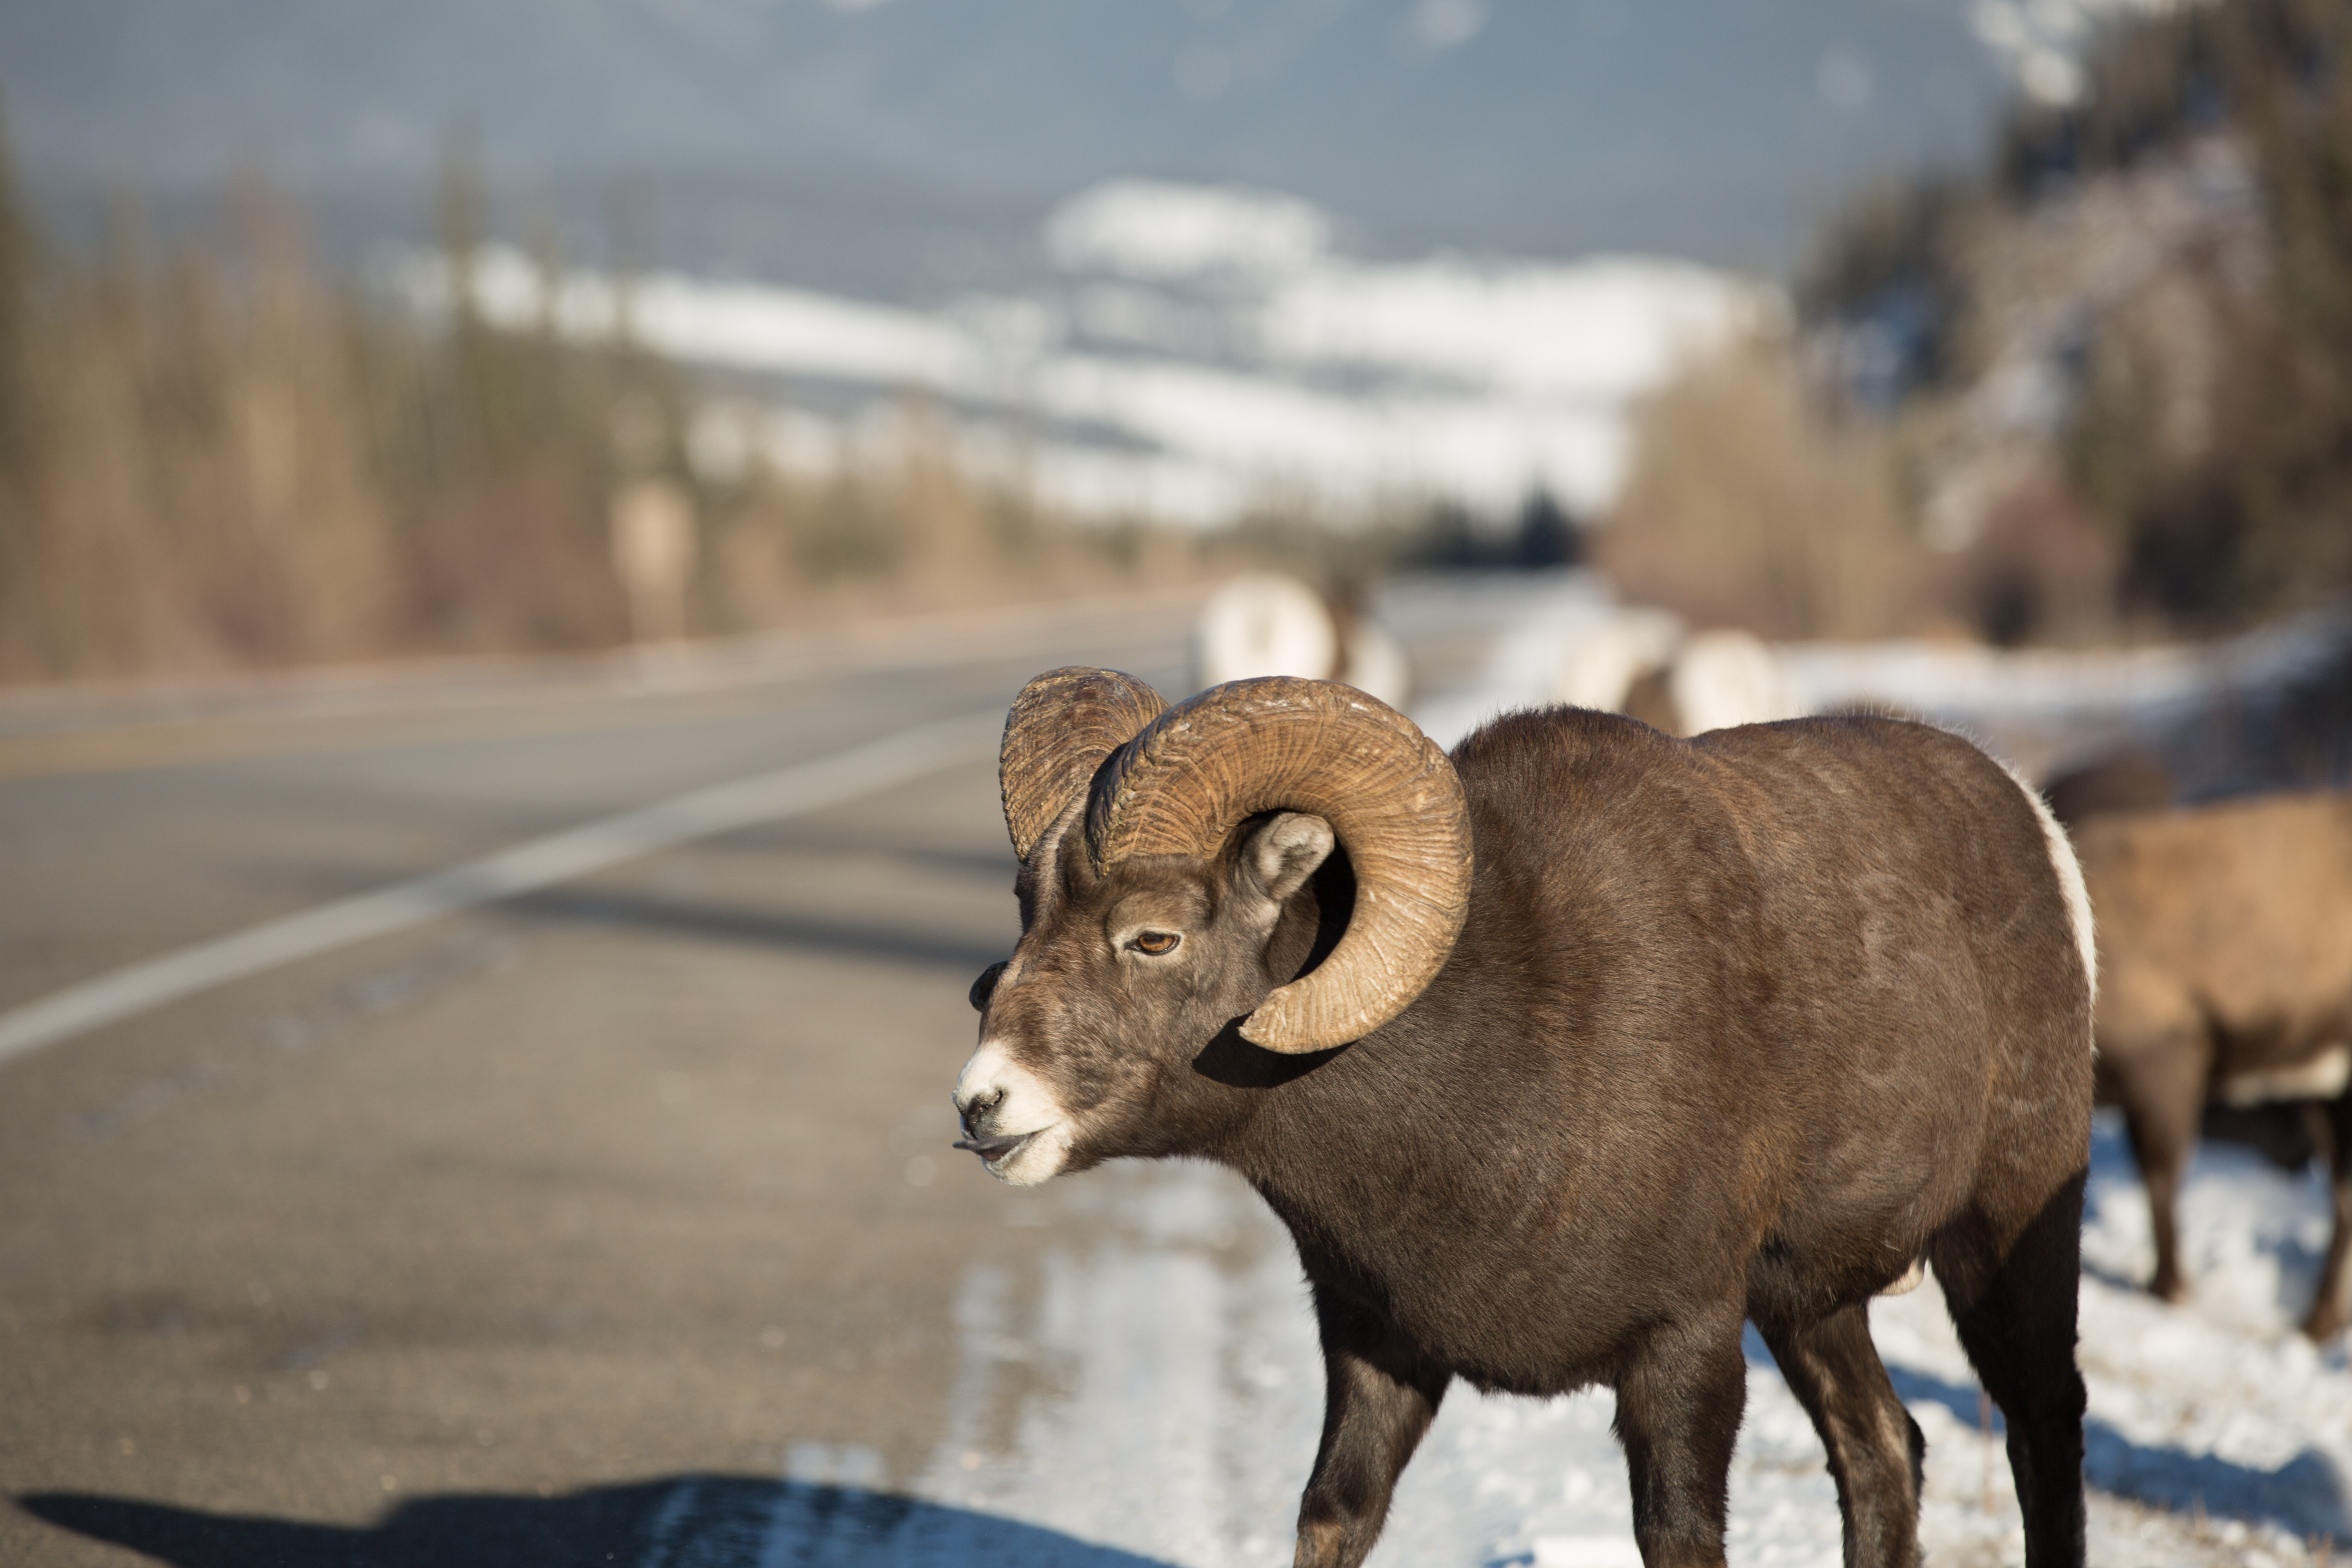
(0, 0, 2080, 278)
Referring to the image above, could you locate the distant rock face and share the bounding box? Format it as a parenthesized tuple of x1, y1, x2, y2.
(1895, 137, 2264, 561)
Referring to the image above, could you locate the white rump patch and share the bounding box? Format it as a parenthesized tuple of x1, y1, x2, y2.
(2217, 1045, 2352, 1108)
(2005, 762, 2098, 1012)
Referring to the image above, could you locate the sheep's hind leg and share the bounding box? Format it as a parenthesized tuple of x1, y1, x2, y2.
(1611, 1308, 1748, 1568)
(1753, 1301, 1923, 1567)
(2303, 1087, 2352, 1341)
(1293, 1291, 1448, 1568)
(2105, 1027, 2209, 1303)
(1931, 1175, 2089, 1568)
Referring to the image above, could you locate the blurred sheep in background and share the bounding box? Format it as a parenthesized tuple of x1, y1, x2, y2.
(2071, 787, 2352, 1339)
(1547, 613, 1803, 737)
(1548, 606, 1682, 714)
(1193, 572, 1412, 710)
(2039, 748, 2177, 833)
(1662, 628, 1804, 735)
(2040, 744, 2346, 1310)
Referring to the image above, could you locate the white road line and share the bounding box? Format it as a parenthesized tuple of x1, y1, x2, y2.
(0, 708, 1004, 1067)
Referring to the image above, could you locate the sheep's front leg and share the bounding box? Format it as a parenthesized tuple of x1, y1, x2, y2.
(1295, 1291, 1448, 1568)
(1613, 1310, 1749, 1568)
(2305, 1088, 2352, 1341)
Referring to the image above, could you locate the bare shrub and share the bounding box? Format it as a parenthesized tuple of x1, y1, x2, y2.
(705, 423, 1208, 635)
(0, 180, 401, 677)
(1598, 337, 1932, 641)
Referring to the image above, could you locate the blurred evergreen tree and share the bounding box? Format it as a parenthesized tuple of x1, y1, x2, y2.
(1512, 490, 1582, 570)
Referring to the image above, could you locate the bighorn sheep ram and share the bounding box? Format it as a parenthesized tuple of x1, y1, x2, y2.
(2071, 790, 2352, 1339)
(956, 669, 2095, 1568)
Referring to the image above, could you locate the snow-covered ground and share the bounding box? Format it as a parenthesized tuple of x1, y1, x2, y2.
(637, 577, 2352, 1568)
(1397, 570, 2351, 784)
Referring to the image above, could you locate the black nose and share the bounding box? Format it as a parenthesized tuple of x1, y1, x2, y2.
(959, 1087, 1004, 1134)
(969, 961, 1008, 1012)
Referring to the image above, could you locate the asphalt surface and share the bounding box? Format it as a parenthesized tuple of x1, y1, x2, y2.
(0, 599, 1208, 1567)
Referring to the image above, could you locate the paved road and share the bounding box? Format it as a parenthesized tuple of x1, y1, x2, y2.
(0, 597, 1221, 1566)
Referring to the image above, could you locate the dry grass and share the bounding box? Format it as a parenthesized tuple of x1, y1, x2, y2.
(701, 412, 1210, 635)
(1598, 336, 1936, 641)
(0, 184, 400, 677)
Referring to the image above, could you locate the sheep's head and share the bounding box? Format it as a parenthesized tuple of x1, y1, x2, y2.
(953, 668, 1472, 1185)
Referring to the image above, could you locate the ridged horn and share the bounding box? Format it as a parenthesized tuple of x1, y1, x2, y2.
(1000, 668, 1169, 863)
(1085, 676, 1471, 1053)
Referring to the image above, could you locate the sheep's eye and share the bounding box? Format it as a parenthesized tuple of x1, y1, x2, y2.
(1131, 931, 1181, 956)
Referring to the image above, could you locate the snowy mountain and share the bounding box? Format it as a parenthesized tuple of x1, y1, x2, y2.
(411, 179, 1777, 522)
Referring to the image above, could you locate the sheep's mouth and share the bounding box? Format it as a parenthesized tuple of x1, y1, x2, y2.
(953, 1130, 1037, 1166)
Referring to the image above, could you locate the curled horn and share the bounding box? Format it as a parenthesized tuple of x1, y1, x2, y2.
(1085, 677, 1471, 1053)
(1000, 668, 1169, 863)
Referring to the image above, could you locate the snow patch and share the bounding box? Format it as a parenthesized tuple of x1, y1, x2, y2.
(1045, 181, 1331, 281)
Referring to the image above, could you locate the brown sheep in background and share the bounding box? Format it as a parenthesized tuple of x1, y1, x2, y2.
(2073, 791, 2352, 1339)
(2040, 749, 2174, 832)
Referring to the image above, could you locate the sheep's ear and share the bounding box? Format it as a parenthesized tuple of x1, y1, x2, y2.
(1238, 813, 1334, 908)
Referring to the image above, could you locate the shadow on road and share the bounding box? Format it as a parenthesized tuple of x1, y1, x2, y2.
(20, 1475, 1179, 1567)
(1739, 1244, 2347, 1546)
(1882, 1361, 2348, 1545)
